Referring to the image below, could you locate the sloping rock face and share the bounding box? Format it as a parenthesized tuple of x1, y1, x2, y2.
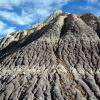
(0, 11, 100, 100)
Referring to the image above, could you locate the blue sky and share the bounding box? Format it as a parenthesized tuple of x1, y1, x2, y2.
(0, 0, 100, 37)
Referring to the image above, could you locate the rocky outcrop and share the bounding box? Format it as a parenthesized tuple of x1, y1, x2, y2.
(0, 11, 100, 100)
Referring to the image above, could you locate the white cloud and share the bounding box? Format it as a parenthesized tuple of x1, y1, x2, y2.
(0, 21, 6, 29)
(79, 6, 93, 10)
(0, 21, 16, 36)
(0, 0, 21, 7)
(3, 27, 16, 33)
(87, 0, 98, 3)
(0, 10, 34, 25)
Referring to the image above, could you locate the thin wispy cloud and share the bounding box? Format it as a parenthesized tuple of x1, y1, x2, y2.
(0, 21, 6, 30)
(0, 10, 34, 25)
(0, 21, 16, 36)
(87, 0, 98, 3)
(79, 6, 93, 10)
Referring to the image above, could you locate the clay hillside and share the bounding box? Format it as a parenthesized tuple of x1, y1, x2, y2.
(0, 10, 100, 100)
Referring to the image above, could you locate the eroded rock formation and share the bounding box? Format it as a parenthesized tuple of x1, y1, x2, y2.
(0, 10, 100, 100)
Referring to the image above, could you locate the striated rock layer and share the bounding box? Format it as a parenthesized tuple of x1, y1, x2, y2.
(0, 11, 100, 100)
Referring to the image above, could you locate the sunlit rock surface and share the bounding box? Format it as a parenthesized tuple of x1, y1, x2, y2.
(0, 11, 100, 100)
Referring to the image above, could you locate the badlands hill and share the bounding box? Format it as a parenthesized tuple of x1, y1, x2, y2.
(0, 10, 100, 100)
